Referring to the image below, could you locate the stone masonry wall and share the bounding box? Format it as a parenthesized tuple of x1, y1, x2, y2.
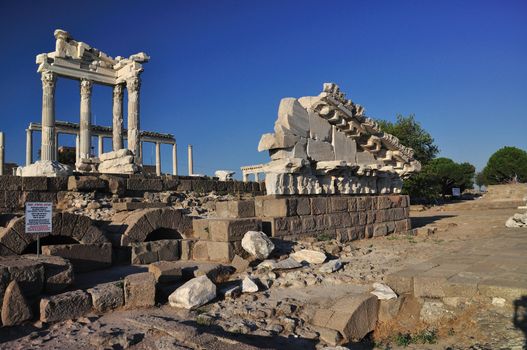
(0, 174, 264, 213)
(255, 195, 411, 241)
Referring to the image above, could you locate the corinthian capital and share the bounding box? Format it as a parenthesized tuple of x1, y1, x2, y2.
(113, 83, 124, 98)
(126, 76, 141, 92)
(80, 79, 93, 97)
(41, 70, 56, 89)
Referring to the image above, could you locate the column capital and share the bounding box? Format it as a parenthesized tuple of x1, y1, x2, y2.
(126, 76, 141, 92)
(80, 78, 93, 97)
(41, 70, 56, 89)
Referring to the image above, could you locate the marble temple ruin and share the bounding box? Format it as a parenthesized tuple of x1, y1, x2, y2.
(258, 83, 421, 195)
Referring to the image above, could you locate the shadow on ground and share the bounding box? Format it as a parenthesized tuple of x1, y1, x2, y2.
(513, 295, 527, 349)
(411, 215, 456, 229)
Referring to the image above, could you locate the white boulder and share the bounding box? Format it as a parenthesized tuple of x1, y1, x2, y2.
(242, 276, 259, 293)
(16, 160, 72, 177)
(241, 231, 275, 259)
(291, 249, 326, 264)
(168, 275, 216, 309)
(215, 170, 235, 181)
(370, 282, 397, 300)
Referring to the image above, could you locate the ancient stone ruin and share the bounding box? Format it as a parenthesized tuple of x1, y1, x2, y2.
(259, 83, 421, 195)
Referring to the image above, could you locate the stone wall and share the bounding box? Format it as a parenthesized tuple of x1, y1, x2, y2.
(255, 195, 411, 241)
(0, 174, 264, 212)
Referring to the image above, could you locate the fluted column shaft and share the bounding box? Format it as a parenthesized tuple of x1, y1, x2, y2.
(155, 142, 161, 176)
(127, 76, 141, 162)
(188, 145, 193, 176)
(26, 129, 33, 166)
(41, 71, 56, 161)
(172, 143, 178, 175)
(75, 134, 80, 164)
(112, 84, 124, 151)
(79, 79, 93, 160)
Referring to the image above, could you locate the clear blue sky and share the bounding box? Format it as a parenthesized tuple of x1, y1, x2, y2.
(0, 0, 526, 177)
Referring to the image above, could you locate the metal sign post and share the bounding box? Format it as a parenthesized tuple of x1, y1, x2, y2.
(25, 202, 53, 257)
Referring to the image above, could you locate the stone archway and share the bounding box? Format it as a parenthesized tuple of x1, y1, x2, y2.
(0, 212, 108, 255)
(119, 208, 193, 246)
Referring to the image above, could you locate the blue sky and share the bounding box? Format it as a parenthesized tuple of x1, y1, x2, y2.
(0, 0, 526, 177)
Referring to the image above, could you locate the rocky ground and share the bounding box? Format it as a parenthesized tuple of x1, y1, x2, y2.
(1, 201, 526, 350)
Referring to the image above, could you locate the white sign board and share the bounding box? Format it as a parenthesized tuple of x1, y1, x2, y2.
(452, 188, 461, 197)
(25, 202, 53, 233)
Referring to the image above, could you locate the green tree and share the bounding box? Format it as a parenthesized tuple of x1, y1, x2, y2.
(480, 146, 527, 184)
(378, 114, 439, 165)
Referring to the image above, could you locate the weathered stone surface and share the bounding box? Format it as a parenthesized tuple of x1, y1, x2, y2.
(332, 128, 356, 163)
(307, 139, 335, 162)
(241, 276, 259, 293)
(231, 254, 250, 273)
(127, 178, 163, 192)
(40, 290, 92, 322)
(319, 259, 342, 273)
(241, 231, 275, 259)
(258, 131, 299, 152)
(215, 200, 255, 219)
(370, 282, 397, 300)
(291, 249, 326, 264)
(0, 257, 44, 297)
(68, 175, 108, 192)
(124, 272, 156, 308)
(168, 275, 216, 309)
(308, 111, 332, 142)
(24, 255, 74, 294)
(131, 240, 179, 265)
(311, 293, 379, 342)
(208, 218, 262, 242)
(378, 297, 403, 323)
(275, 98, 310, 138)
(87, 282, 124, 313)
(99, 149, 132, 162)
(149, 261, 182, 284)
(17, 160, 73, 177)
(41, 243, 112, 272)
(1, 281, 33, 326)
(214, 170, 235, 181)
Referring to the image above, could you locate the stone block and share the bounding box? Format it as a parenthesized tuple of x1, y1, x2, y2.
(208, 218, 261, 242)
(47, 177, 68, 191)
(192, 219, 210, 240)
(385, 269, 416, 295)
(296, 197, 311, 215)
(4, 191, 21, 209)
(257, 197, 297, 217)
(215, 200, 255, 218)
(262, 217, 290, 237)
(24, 255, 74, 294)
(149, 261, 182, 284)
(20, 191, 57, 206)
(0, 176, 22, 191)
(308, 111, 332, 142)
(307, 139, 335, 162)
(87, 282, 124, 313)
(22, 177, 48, 191)
(40, 290, 92, 322)
(330, 197, 348, 212)
(41, 243, 112, 272)
(180, 239, 194, 260)
(68, 176, 108, 192)
(192, 241, 209, 260)
(177, 179, 192, 192)
(276, 98, 310, 137)
(373, 223, 388, 237)
(130, 240, 180, 265)
(126, 178, 163, 192)
(378, 297, 404, 323)
(311, 197, 328, 215)
(124, 272, 156, 309)
(207, 241, 236, 263)
(100, 175, 126, 195)
(0, 257, 44, 298)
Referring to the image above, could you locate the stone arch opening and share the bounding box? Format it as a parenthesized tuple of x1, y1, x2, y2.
(144, 227, 183, 242)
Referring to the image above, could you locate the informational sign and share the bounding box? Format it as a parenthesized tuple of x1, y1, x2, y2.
(452, 188, 461, 197)
(25, 202, 53, 233)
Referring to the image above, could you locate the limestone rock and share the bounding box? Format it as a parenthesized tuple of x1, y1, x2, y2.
(99, 149, 132, 162)
(214, 170, 235, 181)
(370, 282, 397, 300)
(308, 111, 332, 142)
(420, 300, 453, 323)
(307, 139, 335, 162)
(258, 131, 300, 152)
(1, 281, 33, 326)
(40, 290, 92, 322)
(505, 212, 527, 227)
(16, 160, 72, 177)
(241, 231, 275, 259)
(168, 275, 216, 309)
(87, 282, 124, 313)
(319, 259, 342, 273)
(124, 272, 156, 309)
(275, 98, 310, 138)
(291, 249, 326, 264)
(241, 276, 259, 293)
(258, 257, 302, 271)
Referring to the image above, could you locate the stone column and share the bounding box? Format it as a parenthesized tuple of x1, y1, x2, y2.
(112, 84, 124, 151)
(75, 134, 80, 164)
(98, 135, 104, 157)
(54, 132, 59, 160)
(126, 76, 141, 161)
(41, 70, 56, 161)
(242, 172, 249, 182)
(255, 172, 260, 182)
(26, 129, 33, 166)
(155, 142, 161, 176)
(79, 78, 93, 160)
(138, 141, 143, 165)
(0, 132, 4, 176)
(187, 145, 193, 176)
(172, 143, 178, 175)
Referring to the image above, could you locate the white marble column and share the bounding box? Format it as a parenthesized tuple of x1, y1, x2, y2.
(255, 173, 260, 182)
(155, 142, 161, 176)
(26, 129, 33, 166)
(172, 143, 178, 175)
(79, 79, 93, 160)
(98, 135, 104, 157)
(54, 132, 59, 160)
(138, 141, 143, 165)
(112, 84, 124, 151)
(187, 145, 193, 176)
(242, 172, 249, 182)
(41, 70, 56, 161)
(75, 134, 80, 164)
(126, 76, 141, 161)
(0, 132, 4, 176)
